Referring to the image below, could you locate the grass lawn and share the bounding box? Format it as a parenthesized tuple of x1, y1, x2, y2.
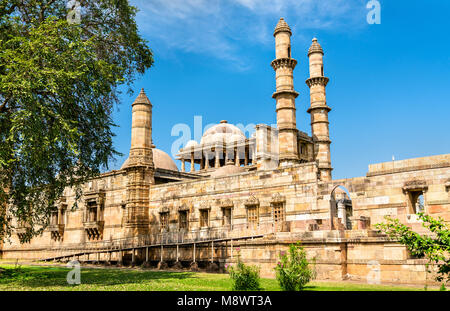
(0, 264, 434, 291)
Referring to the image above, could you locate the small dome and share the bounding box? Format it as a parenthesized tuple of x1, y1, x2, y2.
(273, 18, 292, 36)
(210, 162, 246, 178)
(229, 134, 245, 143)
(308, 38, 323, 56)
(121, 148, 178, 171)
(184, 140, 199, 150)
(200, 120, 246, 145)
(153, 148, 179, 171)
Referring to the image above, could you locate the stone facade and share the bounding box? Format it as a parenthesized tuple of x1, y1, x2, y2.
(1, 18, 449, 285)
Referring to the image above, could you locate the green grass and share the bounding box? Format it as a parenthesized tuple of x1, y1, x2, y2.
(0, 264, 434, 291)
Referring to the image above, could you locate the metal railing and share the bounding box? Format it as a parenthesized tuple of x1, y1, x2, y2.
(43, 220, 286, 260)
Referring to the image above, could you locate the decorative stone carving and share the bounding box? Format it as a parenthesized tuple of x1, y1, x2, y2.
(178, 203, 190, 211)
(218, 198, 234, 208)
(270, 192, 286, 204)
(159, 206, 170, 214)
(199, 201, 210, 210)
(305, 76, 329, 87)
(402, 180, 428, 194)
(270, 58, 297, 70)
(244, 195, 259, 206)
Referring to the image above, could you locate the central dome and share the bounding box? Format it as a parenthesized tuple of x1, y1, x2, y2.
(200, 120, 246, 145)
(121, 147, 178, 171)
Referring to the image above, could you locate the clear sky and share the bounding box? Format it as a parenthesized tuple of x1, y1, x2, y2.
(108, 0, 450, 180)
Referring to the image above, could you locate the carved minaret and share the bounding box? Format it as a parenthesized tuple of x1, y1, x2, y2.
(125, 88, 154, 236)
(271, 18, 300, 166)
(306, 38, 332, 181)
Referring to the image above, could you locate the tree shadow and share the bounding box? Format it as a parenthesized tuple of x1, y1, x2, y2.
(0, 265, 200, 289)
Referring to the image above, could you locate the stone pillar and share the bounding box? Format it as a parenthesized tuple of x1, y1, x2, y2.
(306, 38, 332, 181)
(96, 201, 101, 222)
(190, 152, 195, 172)
(244, 146, 248, 166)
(57, 207, 62, 224)
(215, 148, 220, 168)
(235, 147, 240, 166)
(337, 200, 346, 228)
(118, 250, 123, 266)
(204, 151, 209, 170)
(181, 159, 185, 172)
(271, 18, 300, 166)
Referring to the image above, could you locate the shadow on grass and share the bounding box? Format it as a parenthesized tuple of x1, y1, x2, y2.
(0, 265, 199, 289)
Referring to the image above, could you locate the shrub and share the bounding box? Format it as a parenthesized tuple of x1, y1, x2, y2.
(226, 248, 261, 291)
(275, 242, 316, 291)
(375, 213, 450, 285)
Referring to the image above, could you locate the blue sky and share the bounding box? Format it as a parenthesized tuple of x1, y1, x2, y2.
(109, 0, 450, 180)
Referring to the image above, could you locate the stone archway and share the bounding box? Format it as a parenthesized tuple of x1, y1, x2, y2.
(330, 185, 353, 230)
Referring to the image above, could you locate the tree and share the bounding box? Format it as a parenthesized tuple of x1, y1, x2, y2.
(0, 0, 153, 242)
(375, 213, 450, 284)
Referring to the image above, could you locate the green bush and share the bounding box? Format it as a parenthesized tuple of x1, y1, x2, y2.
(275, 242, 316, 291)
(226, 248, 261, 291)
(376, 213, 450, 285)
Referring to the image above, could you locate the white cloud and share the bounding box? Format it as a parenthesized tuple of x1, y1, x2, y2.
(131, 0, 366, 69)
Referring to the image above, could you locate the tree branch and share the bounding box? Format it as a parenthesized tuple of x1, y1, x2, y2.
(39, 0, 57, 22)
(0, 96, 10, 113)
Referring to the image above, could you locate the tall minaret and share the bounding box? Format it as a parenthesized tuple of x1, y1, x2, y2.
(128, 88, 154, 168)
(271, 18, 300, 166)
(306, 38, 332, 181)
(124, 88, 154, 236)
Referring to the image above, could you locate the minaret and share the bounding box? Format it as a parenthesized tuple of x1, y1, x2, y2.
(271, 18, 300, 166)
(128, 88, 154, 168)
(124, 88, 154, 236)
(306, 38, 332, 181)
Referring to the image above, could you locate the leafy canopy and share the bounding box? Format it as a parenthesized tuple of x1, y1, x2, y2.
(375, 213, 450, 283)
(0, 0, 153, 242)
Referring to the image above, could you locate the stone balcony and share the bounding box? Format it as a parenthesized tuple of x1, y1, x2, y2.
(83, 220, 104, 240)
(48, 224, 65, 241)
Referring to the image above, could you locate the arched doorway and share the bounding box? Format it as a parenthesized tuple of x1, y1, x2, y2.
(330, 185, 353, 230)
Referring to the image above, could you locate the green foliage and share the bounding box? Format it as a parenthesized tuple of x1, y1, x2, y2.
(0, 0, 153, 242)
(375, 213, 450, 284)
(227, 249, 261, 291)
(275, 242, 316, 291)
